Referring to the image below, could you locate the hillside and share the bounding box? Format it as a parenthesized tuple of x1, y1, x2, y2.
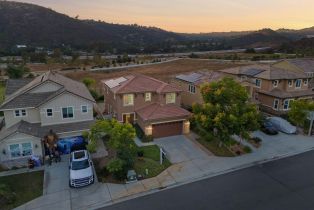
(0, 1, 183, 53)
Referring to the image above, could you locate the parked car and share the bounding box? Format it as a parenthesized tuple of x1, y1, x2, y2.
(261, 120, 278, 135)
(268, 117, 297, 134)
(69, 150, 94, 188)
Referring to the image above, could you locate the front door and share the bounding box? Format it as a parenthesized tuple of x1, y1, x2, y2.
(123, 113, 134, 124)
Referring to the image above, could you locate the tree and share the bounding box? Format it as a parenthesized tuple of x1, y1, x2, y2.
(193, 77, 260, 143)
(106, 158, 126, 180)
(289, 100, 314, 127)
(6, 65, 30, 78)
(82, 77, 96, 89)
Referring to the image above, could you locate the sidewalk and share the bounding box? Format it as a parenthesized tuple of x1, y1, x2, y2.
(15, 131, 314, 210)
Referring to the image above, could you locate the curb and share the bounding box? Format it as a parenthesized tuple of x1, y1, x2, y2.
(92, 146, 314, 209)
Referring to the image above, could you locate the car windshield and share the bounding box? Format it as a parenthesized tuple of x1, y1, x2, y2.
(71, 159, 89, 170)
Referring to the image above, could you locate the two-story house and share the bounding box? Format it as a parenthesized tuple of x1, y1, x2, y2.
(170, 71, 223, 109)
(220, 64, 314, 115)
(102, 74, 191, 138)
(0, 71, 95, 167)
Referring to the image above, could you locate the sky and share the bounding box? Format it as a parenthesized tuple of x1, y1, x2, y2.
(14, 0, 314, 33)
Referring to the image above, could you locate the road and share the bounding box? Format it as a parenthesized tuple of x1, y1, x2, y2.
(100, 150, 314, 210)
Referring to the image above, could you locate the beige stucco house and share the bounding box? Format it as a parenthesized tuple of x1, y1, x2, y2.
(0, 71, 95, 167)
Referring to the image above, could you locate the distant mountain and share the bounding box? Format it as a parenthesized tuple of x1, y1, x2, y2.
(280, 37, 314, 55)
(0, 1, 183, 53)
(0, 1, 314, 54)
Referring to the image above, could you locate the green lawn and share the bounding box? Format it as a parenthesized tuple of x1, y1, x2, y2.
(134, 145, 171, 178)
(196, 137, 235, 157)
(0, 171, 44, 210)
(0, 82, 5, 104)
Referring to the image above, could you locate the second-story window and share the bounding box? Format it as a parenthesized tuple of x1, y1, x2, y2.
(46, 108, 53, 117)
(188, 84, 196, 94)
(123, 94, 134, 106)
(255, 79, 261, 88)
(145, 92, 151, 102)
(288, 80, 293, 87)
(295, 79, 302, 88)
(62, 107, 74, 119)
(166, 93, 176, 104)
(14, 109, 27, 117)
(272, 80, 278, 88)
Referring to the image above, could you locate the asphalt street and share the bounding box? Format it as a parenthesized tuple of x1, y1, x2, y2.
(100, 150, 314, 210)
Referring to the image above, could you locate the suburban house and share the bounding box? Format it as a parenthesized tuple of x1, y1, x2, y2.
(102, 74, 191, 138)
(0, 71, 95, 167)
(170, 71, 223, 109)
(220, 64, 314, 115)
(273, 58, 314, 78)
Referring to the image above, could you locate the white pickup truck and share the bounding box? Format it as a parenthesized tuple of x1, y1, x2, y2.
(69, 150, 94, 188)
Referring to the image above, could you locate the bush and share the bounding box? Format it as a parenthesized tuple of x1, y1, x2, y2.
(89, 89, 99, 100)
(243, 146, 252, 153)
(134, 124, 144, 139)
(137, 149, 144, 157)
(86, 141, 97, 153)
(82, 131, 89, 140)
(106, 158, 126, 180)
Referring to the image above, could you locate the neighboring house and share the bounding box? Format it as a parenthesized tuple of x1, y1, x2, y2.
(102, 74, 190, 138)
(171, 71, 223, 109)
(0, 71, 95, 167)
(220, 64, 314, 115)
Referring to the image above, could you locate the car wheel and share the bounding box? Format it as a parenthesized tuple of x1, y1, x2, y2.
(69, 180, 73, 188)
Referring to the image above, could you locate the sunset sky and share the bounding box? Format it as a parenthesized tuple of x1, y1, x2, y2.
(15, 0, 314, 33)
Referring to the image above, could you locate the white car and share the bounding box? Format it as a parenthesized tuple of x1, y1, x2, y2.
(268, 117, 297, 134)
(69, 150, 94, 188)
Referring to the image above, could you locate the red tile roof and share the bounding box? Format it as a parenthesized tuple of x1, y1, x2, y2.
(136, 103, 190, 122)
(102, 74, 181, 94)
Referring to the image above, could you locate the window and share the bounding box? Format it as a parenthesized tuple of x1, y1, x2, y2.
(62, 107, 74, 119)
(283, 99, 291, 110)
(81, 105, 88, 113)
(255, 79, 261, 88)
(9, 142, 32, 158)
(272, 80, 278, 87)
(295, 79, 302, 88)
(145, 92, 151, 102)
(9, 144, 20, 158)
(304, 79, 308, 86)
(14, 109, 27, 117)
(288, 80, 293, 87)
(188, 85, 196, 94)
(166, 93, 176, 104)
(123, 94, 134, 106)
(273, 99, 279, 110)
(46, 108, 53, 117)
(21, 143, 32, 156)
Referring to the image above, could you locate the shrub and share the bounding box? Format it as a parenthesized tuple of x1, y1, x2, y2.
(86, 141, 97, 153)
(82, 131, 89, 140)
(89, 89, 99, 100)
(134, 124, 144, 139)
(137, 149, 144, 157)
(106, 158, 126, 180)
(243, 146, 252, 153)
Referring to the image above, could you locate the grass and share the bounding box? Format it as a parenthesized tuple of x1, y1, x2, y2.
(0, 171, 44, 210)
(196, 137, 235, 157)
(0, 82, 5, 104)
(134, 145, 171, 178)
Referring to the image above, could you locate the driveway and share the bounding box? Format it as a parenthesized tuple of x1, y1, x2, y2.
(154, 135, 211, 163)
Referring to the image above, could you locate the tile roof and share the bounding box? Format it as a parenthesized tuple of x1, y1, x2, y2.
(176, 71, 223, 85)
(258, 88, 314, 99)
(0, 120, 95, 141)
(220, 64, 309, 80)
(285, 59, 314, 73)
(136, 103, 190, 122)
(102, 74, 181, 94)
(1, 71, 95, 110)
(5, 78, 33, 96)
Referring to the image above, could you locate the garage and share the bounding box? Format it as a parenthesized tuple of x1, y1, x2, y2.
(152, 121, 183, 138)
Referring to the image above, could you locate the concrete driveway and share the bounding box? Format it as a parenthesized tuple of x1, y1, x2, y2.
(154, 135, 211, 163)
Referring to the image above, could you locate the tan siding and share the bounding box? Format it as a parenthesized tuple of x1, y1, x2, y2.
(39, 92, 94, 126)
(4, 108, 40, 128)
(0, 133, 42, 161)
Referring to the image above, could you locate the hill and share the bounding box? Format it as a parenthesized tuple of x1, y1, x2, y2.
(0, 1, 183, 53)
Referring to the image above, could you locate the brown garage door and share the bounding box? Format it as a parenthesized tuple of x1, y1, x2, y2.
(152, 121, 183, 138)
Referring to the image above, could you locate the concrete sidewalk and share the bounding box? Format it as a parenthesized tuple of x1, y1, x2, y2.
(15, 131, 314, 210)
